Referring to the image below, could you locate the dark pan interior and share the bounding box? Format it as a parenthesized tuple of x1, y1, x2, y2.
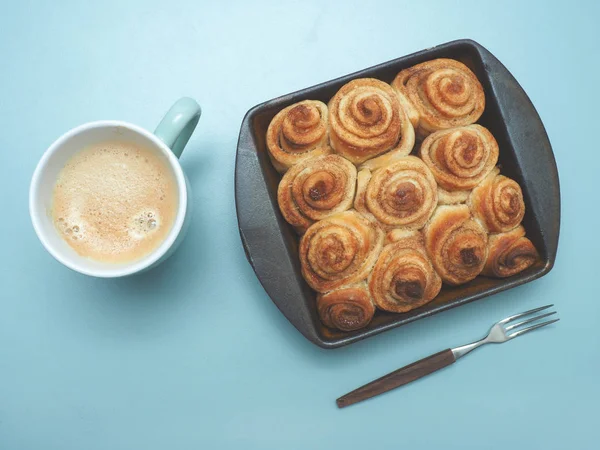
(235, 39, 560, 348)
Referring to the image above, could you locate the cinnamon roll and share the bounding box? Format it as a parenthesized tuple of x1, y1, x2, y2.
(328, 78, 415, 169)
(482, 226, 538, 278)
(266, 100, 331, 173)
(424, 205, 488, 285)
(369, 230, 441, 313)
(419, 124, 499, 191)
(278, 155, 357, 234)
(354, 156, 438, 230)
(392, 58, 485, 138)
(317, 283, 375, 331)
(468, 167, 525, 233)
(300, 211, 384, 292)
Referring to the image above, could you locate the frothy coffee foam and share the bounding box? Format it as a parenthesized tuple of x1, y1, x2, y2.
(52, 140, 178, 264)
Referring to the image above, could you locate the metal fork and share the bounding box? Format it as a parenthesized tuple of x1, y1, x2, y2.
(336, 304, 559, 408)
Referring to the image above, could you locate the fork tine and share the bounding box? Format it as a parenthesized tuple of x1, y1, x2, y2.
(504, 311, 557, 331)
(499, 304, 554, 324)
(508, 318, 560, 339)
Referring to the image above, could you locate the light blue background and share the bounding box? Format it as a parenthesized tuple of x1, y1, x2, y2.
(1, 1, 598, 448)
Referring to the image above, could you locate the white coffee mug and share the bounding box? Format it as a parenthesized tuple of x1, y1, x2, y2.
(29, 97, 201, 278)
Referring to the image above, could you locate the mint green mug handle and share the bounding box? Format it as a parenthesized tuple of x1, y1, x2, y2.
(154, 97, 201, 158)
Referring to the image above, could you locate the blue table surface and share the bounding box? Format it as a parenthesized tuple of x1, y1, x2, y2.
(1, 1, 598, 449)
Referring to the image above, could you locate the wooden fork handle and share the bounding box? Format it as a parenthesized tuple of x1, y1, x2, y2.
(336, 349, 456, 408)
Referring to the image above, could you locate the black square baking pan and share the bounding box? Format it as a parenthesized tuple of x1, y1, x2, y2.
(234, 39, 560, 349)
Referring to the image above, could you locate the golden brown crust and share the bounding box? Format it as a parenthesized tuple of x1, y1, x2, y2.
(354, 169, 372, 220)
(468, 168, 525, 233)
(300, 211, 384, 292)
(354, 156, 438, 230)
(424, 205, 488, 285)
(419, 125, 499, 191)
(438, 187, 470, 205)
(392, 58, 485, 138)
(328, 78, 414, 169)
(369, 230, 441, 313)
(277, 155, 357, 234)
(317, 283, 375, 331)
(266, 100, 331, 173)
(482, 226, 538, 278)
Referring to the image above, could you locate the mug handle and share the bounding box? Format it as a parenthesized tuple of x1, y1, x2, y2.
(154, 97, 202, 158)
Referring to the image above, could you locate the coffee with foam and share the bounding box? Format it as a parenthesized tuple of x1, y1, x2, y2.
(51, 140, 178, 264)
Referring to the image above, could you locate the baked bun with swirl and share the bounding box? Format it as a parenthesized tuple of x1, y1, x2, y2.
(424, 204, 488, 285)
(317, 283, 375, 331)
(328, 78, 415, 170)
(392, 58, 485, 138)
(482, 226, 538, 278)
(278, 155, 357, 234)
(354, 156, 438, 230)
(266, 100, 331, 173)
(419, 124, 499, 191)
(468, 167, 525, 233)
(369, 230, 441, 313)
(300, 211, 384, 293)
